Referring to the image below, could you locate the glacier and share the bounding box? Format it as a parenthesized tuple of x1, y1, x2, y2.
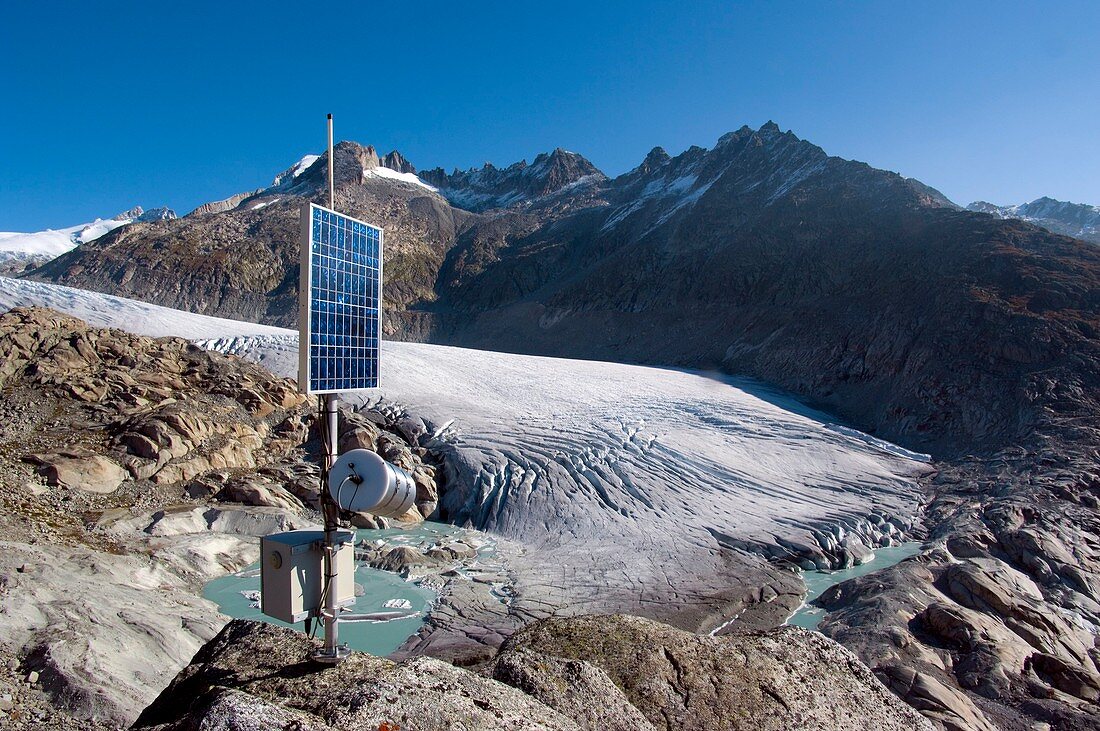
(0, 275, 931, 634)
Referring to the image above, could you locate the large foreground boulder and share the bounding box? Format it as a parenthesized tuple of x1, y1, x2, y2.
(133, 616, 931, 731)
(132, 620, 576, 731)
(492, 614, 933, 731)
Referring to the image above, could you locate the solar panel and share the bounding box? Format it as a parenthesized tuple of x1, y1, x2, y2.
(298, 202, 382, 394)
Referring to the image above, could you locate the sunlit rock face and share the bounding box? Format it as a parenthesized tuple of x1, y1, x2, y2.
(132, 616, 933, 731)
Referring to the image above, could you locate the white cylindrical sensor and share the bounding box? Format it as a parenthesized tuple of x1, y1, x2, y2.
(328, 448, 416, 517)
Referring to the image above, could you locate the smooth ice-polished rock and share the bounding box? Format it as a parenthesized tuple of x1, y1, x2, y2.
(0, 541, 229, 726)
(132, 621, 577, 731)
(497, 614, 933, 731)
(25, 453, 129, 493)
(134, 616, 932, 731)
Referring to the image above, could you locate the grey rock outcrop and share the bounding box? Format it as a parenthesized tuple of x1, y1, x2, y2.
(186, 189, 265, 217)
(489, 649, 658, 731)
(133, 621, 577, 731)
(494, 614, 933, 731)
(133, 616, 932, 731)
(0, 307, 453, 728)
(25, 452, 129, 493)
(815, 471, 1100, 731)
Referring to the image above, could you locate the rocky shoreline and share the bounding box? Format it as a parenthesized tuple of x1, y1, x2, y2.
(813, 449, 1100, 730)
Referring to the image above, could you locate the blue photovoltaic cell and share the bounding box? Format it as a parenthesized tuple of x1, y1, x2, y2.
(305, 205, 381, 393)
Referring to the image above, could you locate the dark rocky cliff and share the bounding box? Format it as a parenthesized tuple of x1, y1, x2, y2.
(30, 125, 1099, 457)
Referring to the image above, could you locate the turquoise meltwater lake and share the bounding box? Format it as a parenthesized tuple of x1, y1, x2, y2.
(787, 542, 923, 630)
(203, 521, 485, 656)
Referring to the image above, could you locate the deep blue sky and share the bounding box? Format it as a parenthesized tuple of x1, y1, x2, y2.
(2, 0, 1097, 230)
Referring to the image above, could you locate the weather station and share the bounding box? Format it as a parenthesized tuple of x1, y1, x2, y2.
(260, 114, 416, 665)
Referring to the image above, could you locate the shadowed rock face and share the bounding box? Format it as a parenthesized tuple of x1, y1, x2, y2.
(26, 125, 1100, 457)
(132, 616, 932, 731)
(420, 147, 607, 211)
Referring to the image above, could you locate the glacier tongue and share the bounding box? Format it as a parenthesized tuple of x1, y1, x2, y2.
(0, 276, 930, 632)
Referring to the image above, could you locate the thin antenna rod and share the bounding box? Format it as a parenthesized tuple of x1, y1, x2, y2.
(327, 114, 335, 210)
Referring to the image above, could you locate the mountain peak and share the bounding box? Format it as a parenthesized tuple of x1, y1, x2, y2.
(966, 196, 1100, 244)
(115, 206, 144, 220)
(715, 125, 755, 148)
(643, 146, 671, 167)
(419, 148, 605, 212)
(135, 206, 177, 222)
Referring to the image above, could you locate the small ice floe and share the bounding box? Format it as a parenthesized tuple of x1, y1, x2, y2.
(383, 598, 413, 609)
(489, 583, 516, 602)
(240, 589, 261, 609)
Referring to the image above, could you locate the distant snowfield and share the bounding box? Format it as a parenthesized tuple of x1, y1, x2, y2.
(0, 276, 932, 623)
(0, 218, 130, 261)
(0, 277, 291, 339)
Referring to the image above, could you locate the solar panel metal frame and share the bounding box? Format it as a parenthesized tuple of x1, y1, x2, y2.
(298, 202, 383, 395)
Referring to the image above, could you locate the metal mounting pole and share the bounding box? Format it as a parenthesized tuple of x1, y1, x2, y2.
(311, 114, 349, 665)
(327, 113, 335, 209)
(313, 393, 348, 663)
(323, 393, 341, 656)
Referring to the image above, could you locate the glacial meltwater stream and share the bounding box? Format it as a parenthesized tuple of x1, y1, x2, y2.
(203, 522, 490, 656)
(787, 542, 923, 629)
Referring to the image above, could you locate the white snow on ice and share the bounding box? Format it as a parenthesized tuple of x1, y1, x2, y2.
(0, 277, 291, 340)
(0, 276, 930, 565)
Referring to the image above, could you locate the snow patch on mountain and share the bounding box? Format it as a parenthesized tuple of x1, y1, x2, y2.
(363, 166, 439, 192)
(439, 185, 526, 211)
(0, 277, 289, 339)
(250, 198, 279, 211)
(764, 158, 828, 203)
(272, 154, 320, 187)
(603, 166, 719, 232)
